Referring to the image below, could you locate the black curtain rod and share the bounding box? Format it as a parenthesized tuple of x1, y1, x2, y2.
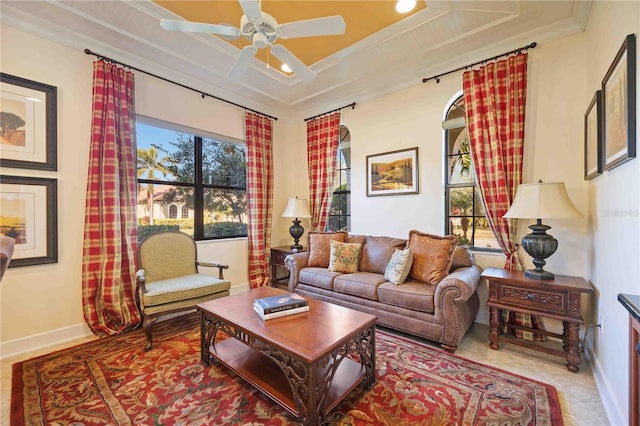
(422, 42, 537, 84)
(84, 49, 278, 121)
(304, 102, 356, 122)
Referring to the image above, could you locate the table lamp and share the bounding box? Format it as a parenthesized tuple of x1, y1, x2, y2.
(503, 181, 582, 280)
(281, 197, 312, 251)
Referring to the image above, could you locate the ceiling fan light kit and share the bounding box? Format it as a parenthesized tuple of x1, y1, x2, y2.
(160, 0, 346, 81)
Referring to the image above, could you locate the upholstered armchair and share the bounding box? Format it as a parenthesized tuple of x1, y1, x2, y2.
(136, 231, 231, 351)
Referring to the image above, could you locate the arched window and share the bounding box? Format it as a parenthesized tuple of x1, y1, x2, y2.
(327, 124, 351, 231)
(444, 95, 499, 250)
(169, 204, 178, 219)
(181, 204, 189, 219)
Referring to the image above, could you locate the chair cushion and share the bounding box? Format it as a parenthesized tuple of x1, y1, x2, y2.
(328, 240, 362, 273)
(407, 230, 457, 285)
(307, 231, 348, 267)
(384, 248, 413, 285)
(142, 274, 230, 307)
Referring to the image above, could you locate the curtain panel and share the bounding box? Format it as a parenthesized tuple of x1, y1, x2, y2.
(245, 111, 274, 288)
(306, 112, 341, 231)
(82, 60, 141, 336)
(463, 53, 544, 341)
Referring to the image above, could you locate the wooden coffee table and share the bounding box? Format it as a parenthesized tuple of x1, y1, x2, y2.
(198, 287, 377, 426)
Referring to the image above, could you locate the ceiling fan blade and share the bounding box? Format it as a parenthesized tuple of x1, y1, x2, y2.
(227, 45, 258, 80)
(278, 16, 346, 39)
(239, 0, 262, 22)
(160, 19, 240, 39)
(270, 44, 317, 82)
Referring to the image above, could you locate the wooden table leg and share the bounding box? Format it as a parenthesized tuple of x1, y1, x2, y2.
(563, 320, 581, 373)
(489, 307, 501, 350)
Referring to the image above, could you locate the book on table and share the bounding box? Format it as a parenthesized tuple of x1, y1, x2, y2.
(253, 303, 309, 321)
(254, 292, 308, 314)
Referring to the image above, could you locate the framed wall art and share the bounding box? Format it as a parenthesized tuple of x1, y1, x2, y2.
(0, 73, 57, 171)
(584, 90, 602, 180)
(601, 33, 636, 171)
(0, 175, 58, 267)
(366, 147, 419, 197)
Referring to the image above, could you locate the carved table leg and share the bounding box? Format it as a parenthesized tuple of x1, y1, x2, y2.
(200, 311, 218, 366)
(563, 321, 581, 373)
(489, 307, 501, 350)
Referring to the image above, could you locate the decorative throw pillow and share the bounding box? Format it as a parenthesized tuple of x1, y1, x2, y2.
(328, 240, 362, 273)
(407, 230, 457, 285)
(307, 231, 348, 267)
(384, 248, 413, 285)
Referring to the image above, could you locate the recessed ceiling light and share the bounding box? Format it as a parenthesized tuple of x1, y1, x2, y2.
(395, 0, 416, 13)
(281, 63, 292, 73)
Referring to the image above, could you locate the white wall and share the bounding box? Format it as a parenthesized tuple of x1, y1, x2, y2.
(582, 2, 640, 425)
(0, 25, 282, 356)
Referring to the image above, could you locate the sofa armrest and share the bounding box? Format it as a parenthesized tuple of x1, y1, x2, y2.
(285, 252, 310, 292)
(434, 265, 482, 303)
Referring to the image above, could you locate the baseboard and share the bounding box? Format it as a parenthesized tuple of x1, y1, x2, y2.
(1, 282, 252, 361)
(1, 322, 95, 360)
(585, 346, 625, 425)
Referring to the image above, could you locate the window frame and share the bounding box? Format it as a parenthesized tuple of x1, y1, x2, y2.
(443, 96, 500, 253)
(136, 115, 247, 241)
(326, 125, 351, 232)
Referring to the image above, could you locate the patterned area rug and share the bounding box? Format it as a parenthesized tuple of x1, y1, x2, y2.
(11, 313, 563, 425)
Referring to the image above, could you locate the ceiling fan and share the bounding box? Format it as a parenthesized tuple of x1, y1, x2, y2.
(160, 0, 346, 82)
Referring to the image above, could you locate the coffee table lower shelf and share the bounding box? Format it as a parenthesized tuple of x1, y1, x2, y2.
(209, 337, 366, 417)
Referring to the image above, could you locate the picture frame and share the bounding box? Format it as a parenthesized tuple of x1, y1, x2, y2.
(0, 175, 58, 267)
(366, 147, 419, 197)
(584, 90, 602, 180)
(601, 33, 636, 171)
(0, 73, 57, 171)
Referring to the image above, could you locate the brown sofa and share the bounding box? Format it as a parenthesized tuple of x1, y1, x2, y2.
(285, 231, 481, 352)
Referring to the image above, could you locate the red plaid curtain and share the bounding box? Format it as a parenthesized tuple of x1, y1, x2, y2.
(463, 53, 544, 341)
(82, 60, 140, 336)
(306, 112, 340, 230)
(245, 112, 273, 288)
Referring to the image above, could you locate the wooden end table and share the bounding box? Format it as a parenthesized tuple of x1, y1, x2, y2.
(270, 246, 305, 288)
(198, 287, 377, 426)
(482, 267, 593, 373)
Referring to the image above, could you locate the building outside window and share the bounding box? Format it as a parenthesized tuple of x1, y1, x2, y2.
(136, 117, 247, 241)
(444, 96, 499, 250)
(327, 125, 351, 232)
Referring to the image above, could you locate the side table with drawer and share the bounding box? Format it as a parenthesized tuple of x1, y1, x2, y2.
(481, 267, 593, 373)
(270, 246, 305, 288)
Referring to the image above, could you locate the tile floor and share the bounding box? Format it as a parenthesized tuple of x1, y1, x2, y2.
(2, 321, 609, 425)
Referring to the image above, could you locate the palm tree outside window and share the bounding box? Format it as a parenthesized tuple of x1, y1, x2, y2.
(444, 95, 499, 250)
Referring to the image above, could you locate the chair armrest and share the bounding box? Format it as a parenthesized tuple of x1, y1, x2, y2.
(136, 269, 147, 294)
(196, 260, 229, 279)
(434, 265, 482, 303)
(284, 252, 310, 292)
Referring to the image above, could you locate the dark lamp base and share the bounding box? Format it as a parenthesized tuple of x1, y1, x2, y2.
(288, 218, 305, 252)
(525, 268, 555, 280)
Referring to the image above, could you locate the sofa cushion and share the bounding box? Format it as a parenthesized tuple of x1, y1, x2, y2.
(384, 248, 414, 285)
(328, 240, 362, 273)
(334, 272, 387, 300)
(307, 231, 348, 267)
(407, 230, 457, 285)
(449, 246, 474, 272)
(377, 280, 436, 314)
(299, 267, 343, 290)
(360, 235, 407, 274)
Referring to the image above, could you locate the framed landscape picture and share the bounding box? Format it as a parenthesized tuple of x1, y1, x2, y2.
(0, 73, 57, 171)
(0, 175, 58, 267)
(366, 147, 419, 197)
(601, 33, 636, 171)
(584, 90, 602, 180)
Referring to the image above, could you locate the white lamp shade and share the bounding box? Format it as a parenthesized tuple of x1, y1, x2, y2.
(281, 197, 312, 218)
(503, 182, 582, 219)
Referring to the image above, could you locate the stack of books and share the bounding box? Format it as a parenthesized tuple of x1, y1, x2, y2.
(253, 293, 309, 321)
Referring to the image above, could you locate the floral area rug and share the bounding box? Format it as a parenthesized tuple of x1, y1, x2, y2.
(11, 312, 563, 425)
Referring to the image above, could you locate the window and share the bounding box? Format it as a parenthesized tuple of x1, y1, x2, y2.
(444, 96, 500, 250)
(136, 118, 247, 241)
(327, 125, 351, 231)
